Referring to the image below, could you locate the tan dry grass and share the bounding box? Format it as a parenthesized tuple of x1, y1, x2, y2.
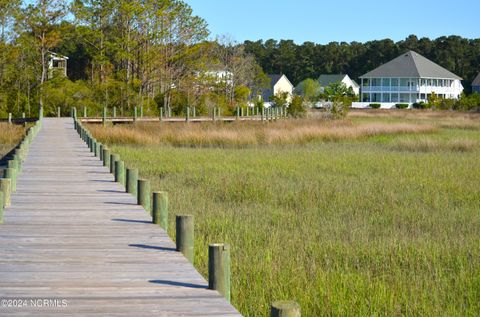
(88, 119, 437, 147)
(391, 137, 479, 152)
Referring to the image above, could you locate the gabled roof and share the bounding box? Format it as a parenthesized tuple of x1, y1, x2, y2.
(360, 51, 462, 80)
(318, 74, 348, 86)
(472, 72, 480, 86)
(268, 74, 293, 88)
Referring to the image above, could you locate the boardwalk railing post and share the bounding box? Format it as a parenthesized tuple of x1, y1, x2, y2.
(192, 107, 196, 118)
(113, 106, 117, 118)
(152, 191, 168, 231)
(270, 301, 301, 317)
(208, 243, 231, 302)
(0, 192, 3, 223)
(8, 113, 12, 124)
(84, 106, 87, 118)
(137, 179, 151, 212)
(4, 168, 17, 193)
(22, 112, 26, 127)
(103, 148, 111, 168)
(0, 178, 11, 207)
(103, 107, 107, 126)
(99, 144, 104, 161)
(115, 160, 126, 186)
(134, 106, 137, 123)
(58, 107, 61, 118)
(140, 106, 143, 118)
(186, 106, 190, 122)
(126, 168, 138, 196)
(176, 215, 194, 263)
(160, 107, 163, 121)
(110, 154, 120, 175)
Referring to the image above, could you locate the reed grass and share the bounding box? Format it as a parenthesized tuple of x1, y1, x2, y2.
(0, 123, 25, 157)
(91, 113, 480, 316)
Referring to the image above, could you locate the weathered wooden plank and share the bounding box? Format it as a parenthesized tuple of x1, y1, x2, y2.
(0, 118, 242, 316)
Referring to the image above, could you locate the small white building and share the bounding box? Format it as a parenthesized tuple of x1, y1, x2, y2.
(261, 74, 294, 103)
(353, 51, 463, 109)
(47, 51, 68, 79)
(318, 74, 359, 95)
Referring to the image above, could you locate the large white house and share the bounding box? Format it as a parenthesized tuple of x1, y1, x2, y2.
(261, 74, 294, 103)
(318, 74, 359, 95)
(353, 51, 463, 109)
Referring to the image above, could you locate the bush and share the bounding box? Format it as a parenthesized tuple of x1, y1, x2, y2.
(325, 100, 350, 119)
(395, 103, 409, 109)
(287, 95, 306, 118)
(412, 101, 431, 109)
(369, 103, 381, 109)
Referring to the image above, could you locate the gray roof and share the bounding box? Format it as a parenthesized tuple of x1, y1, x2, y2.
(268, 74, 286, 86)
(472, 72, 480, 86)
(360, 51, 462, 80)
(318, 74, 348, 86)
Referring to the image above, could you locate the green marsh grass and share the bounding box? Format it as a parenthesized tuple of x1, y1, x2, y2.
(91, 114, 480, 316)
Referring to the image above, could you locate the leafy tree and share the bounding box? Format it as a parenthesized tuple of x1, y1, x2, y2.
(295, 78, 321, 106)
(270, 91, 289, 108)
(288, 95, 306, 118)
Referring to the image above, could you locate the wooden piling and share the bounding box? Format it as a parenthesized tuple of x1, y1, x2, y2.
(110, 154, 120, 175)
(270, 301, 301, 317)
(126, 168, 138, 196)
(115, 160, 126, 186)
(152, 192, 168, 231)
(103, 149, 111, 168)
(208, 243, 231, 302)
(137, 179, 151, 212)
(4, 168, 17, 193)
(0, 178, 11, 207)
(176, 215, 194, 263)
(0, 192, 4, 223)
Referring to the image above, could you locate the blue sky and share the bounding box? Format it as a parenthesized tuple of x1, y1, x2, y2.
(185, 0, 480, 44)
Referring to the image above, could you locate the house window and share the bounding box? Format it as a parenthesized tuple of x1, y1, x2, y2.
(391, 78, 399, 86)
(391, 93, 399, 102)
(400, 93, 410, 102)
(372, 93, 381, 102)
(362, 93, 370, 102)
(427, 79, 432, 86)
(372, 78, 381, 86)
(363, 78, 370, 86)
(433, 79, 438, 86)
(383, 93, 391, 102)
(382, 78, 390, 87)
(400, 78, 408, 86)
(420, 79, 426, 86)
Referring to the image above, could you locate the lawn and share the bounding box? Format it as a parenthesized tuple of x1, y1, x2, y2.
(89, 111, 480, 316)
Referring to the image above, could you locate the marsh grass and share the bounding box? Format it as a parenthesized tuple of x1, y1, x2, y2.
(0, 123, 25, 157)
(91, 113, 480, 316)
(88, 119, 436, 147)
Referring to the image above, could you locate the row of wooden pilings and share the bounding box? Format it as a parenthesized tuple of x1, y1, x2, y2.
(72, 114, 300, 317)
(0, 119, 43, 223)
(71, 104, 287, 124)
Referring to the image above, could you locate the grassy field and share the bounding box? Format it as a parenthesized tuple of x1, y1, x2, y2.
(89, 110, 480, 316)
(0, 123, 26, 158)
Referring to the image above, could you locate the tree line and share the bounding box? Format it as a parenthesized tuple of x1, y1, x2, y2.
(244, 35, 480, 91)
(0, 0, 268, 118)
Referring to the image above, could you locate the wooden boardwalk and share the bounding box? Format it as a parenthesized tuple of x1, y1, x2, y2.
(0, 118, 242, 316)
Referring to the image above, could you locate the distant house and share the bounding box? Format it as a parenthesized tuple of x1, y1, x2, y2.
(318, 74, 359, 95)
(472, 73, 480, 93)
(353, 51, 463, 109)
(261, 74, 294, 104)
(203, 70, 234, 87)
(47, 51, 68, 79)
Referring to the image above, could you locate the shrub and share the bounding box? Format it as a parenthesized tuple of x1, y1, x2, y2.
(395, 103, 409, 109)
(287, 95, 307, 118)
(325, 100, 350, 119)
(369, 103, 381, 109)
(412, 101, 431, 109)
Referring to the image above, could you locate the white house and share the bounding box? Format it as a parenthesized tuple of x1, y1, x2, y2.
(47, 51, 68, 79)
(261, 74, 294, 104)
(318, 74, 359, 95)
(472, 72, 480, 93)
(352, 51, 463, 109)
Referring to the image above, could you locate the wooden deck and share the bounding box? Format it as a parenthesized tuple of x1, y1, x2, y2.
(0, 118, 242, 316)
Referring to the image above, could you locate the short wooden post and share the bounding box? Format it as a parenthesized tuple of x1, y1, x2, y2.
(4, 168, 17, 193)
(92, 140, 97, 154)
(99, 144, 104, 161)
(152, 191, 168, 231)
(113, 106, 117, 118)
(103, 149, 111, 168)
(102, 107, 107, 126)
(160, 107, 163, 121)
(186, 106, 190, 122)
(261, 107, 265, 121)
(126, 168, 138, 196)
(137, 179, 151, 212)
(140, 106, 143, 118)
(115, 160, 125, 186)
(7, 160, 19, 172)
(208, 243, 231, 302)
(236, 107, 239, 120)
(57, 107, 61, 118)
(134, 106, 137, 123)
(8, 113, 12, 124)
(241, 107, 244, 117)
(0, 192, 4, 223)
(39, 107, 43, 120)
(83, 106, 87, 118)
(176, 215, 194, 263)
(0, 178, 11, 207)
(110, 154, 120, 174)
(22, 112, 26, 127)
(212, 107, 217, 122)
(270, 301, 301, 317)
(192, 107, 196, 118)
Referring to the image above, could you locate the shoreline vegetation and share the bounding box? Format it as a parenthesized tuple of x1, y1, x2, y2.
(90, 111, 480, 316)
(0, 123, 26, 158)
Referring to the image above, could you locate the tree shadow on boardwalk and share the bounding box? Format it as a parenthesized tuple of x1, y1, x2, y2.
(149, 280, 207, 289)
(129, 244, 176, 252)
(112, 218, 152, 224)
(98, 189, 124, 193)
